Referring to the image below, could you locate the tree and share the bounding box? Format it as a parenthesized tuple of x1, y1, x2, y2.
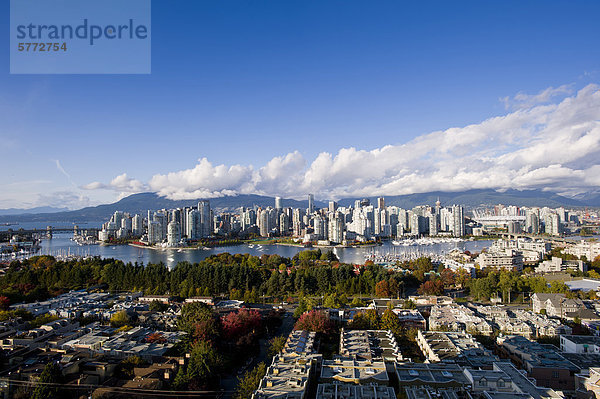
(117, 356, 147, 379)
(375, 280, 390, 297)
(0, 296, 9, 310)
(455, 268, 471, 289)
(549, 281, 569, 294)
(221, 309, 262, 343)
(174, 341, 223, 390)
(178, 302, 220, 343)
(267, 336, 287, 358)
(149, 300, 168, 312)
(110, 310, 131, 328)
(350, 297, 365, 307)
(320, 250, 338, 261)
(145, 332, 166, 344)
(403, 299, 416, 309)
(323, 293, 347, 309)
(294, 310, 333, 333)
(418, 280, 444, 296)
(440, 269, 456, 288)
(233, 363, 266, 399)
(348, 309, 380, 330)
(381, 308, 402, 336)
(293, 296, 317, 318)
(31, 363, 62, 399)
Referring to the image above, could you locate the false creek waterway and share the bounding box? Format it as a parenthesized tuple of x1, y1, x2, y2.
(34, 233, 493, 268)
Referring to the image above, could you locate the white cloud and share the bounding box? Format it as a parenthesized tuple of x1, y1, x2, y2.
(86, 84, 600, 201)
(501, 84, 574, 110)
(82, 173, 146, 194)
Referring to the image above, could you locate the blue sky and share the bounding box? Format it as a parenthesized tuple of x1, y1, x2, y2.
(2, 0, 600, 208)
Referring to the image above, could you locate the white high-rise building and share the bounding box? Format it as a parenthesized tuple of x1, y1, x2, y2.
(132, 214, 143, 236)
(186, 208, 199, 239)
(314, 214, 327, 240)
(292, 208, 304, 237)
(328, 201, 338, 213)
(545, 213, 561, 236)
(308, 194, 314, 214)
(452, 205, 465, 237)
(279, 212, 289, 234)
(275, 196, 282, 211)
(167, 220, 181, 246)
(428, 212, 439, 236)
(328, 212, 344, 243)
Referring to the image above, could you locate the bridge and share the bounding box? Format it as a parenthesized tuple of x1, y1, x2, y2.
(0, 226, 100, 239)
(487, 231, 576, 246)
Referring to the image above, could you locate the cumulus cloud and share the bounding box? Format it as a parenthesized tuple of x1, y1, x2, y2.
(86, 83, 600, 201)
(82, 173, 146, 193)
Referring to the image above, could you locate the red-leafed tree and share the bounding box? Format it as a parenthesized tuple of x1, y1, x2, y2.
(293, 310, 333, 334)
(418, 279, 445, 296)
(145, 332, 167, 344)
(221, 309, 262, 342)
(0, 296, 9, 310)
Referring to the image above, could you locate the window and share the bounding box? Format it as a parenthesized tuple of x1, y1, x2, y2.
(497, 379, 505, 388)
(552, 371, 559, 379)
(479, 378, 487, 387)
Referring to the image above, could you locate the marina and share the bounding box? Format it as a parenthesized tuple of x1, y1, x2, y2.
(5, 232, 494, 268)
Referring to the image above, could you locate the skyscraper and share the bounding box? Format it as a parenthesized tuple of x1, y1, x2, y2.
(452, 205, 465, 237)
(377, 197, 385, 209)
(328, 200, 338, 213)
(308, 194, 314, 214)
(167, 220, 181, 246)
(275, 196, 282, 211)
(198, 200, 211, 238)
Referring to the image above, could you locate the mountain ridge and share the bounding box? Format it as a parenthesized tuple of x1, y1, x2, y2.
(0, 189, 598, 223)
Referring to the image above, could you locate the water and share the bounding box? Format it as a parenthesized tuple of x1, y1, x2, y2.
(0, 221, 102, 231)
(37, 233, 493, 268)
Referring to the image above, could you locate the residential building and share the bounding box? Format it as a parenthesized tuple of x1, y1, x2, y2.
(416, 330, 498, 369)
(339, 329, 402, 362)
(476, 249, 524, 272)
(532, 293, 585, 318)
(537, 257, 586, 273)
(497, 335, 579, 391)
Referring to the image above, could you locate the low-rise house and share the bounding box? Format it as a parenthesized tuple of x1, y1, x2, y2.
(392, 309, 426, 330)
(532, 293, 585, 319)
(395, 362, 469, 389)
(316, 383, 396, 399)
(429, 304, 493, 335)
(339, 329, 402, 362)
(560, 335, 600, 354)
(320, 358, 388, 386)
(416, 330, 498, 369)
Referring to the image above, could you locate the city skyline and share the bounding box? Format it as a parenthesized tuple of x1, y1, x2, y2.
(2, 1, 600, 210)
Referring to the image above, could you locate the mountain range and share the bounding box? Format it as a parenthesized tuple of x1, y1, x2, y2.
(1, 189, 599, 224)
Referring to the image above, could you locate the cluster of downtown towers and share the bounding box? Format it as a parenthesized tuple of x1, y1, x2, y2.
(98, 196, 466, 247)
